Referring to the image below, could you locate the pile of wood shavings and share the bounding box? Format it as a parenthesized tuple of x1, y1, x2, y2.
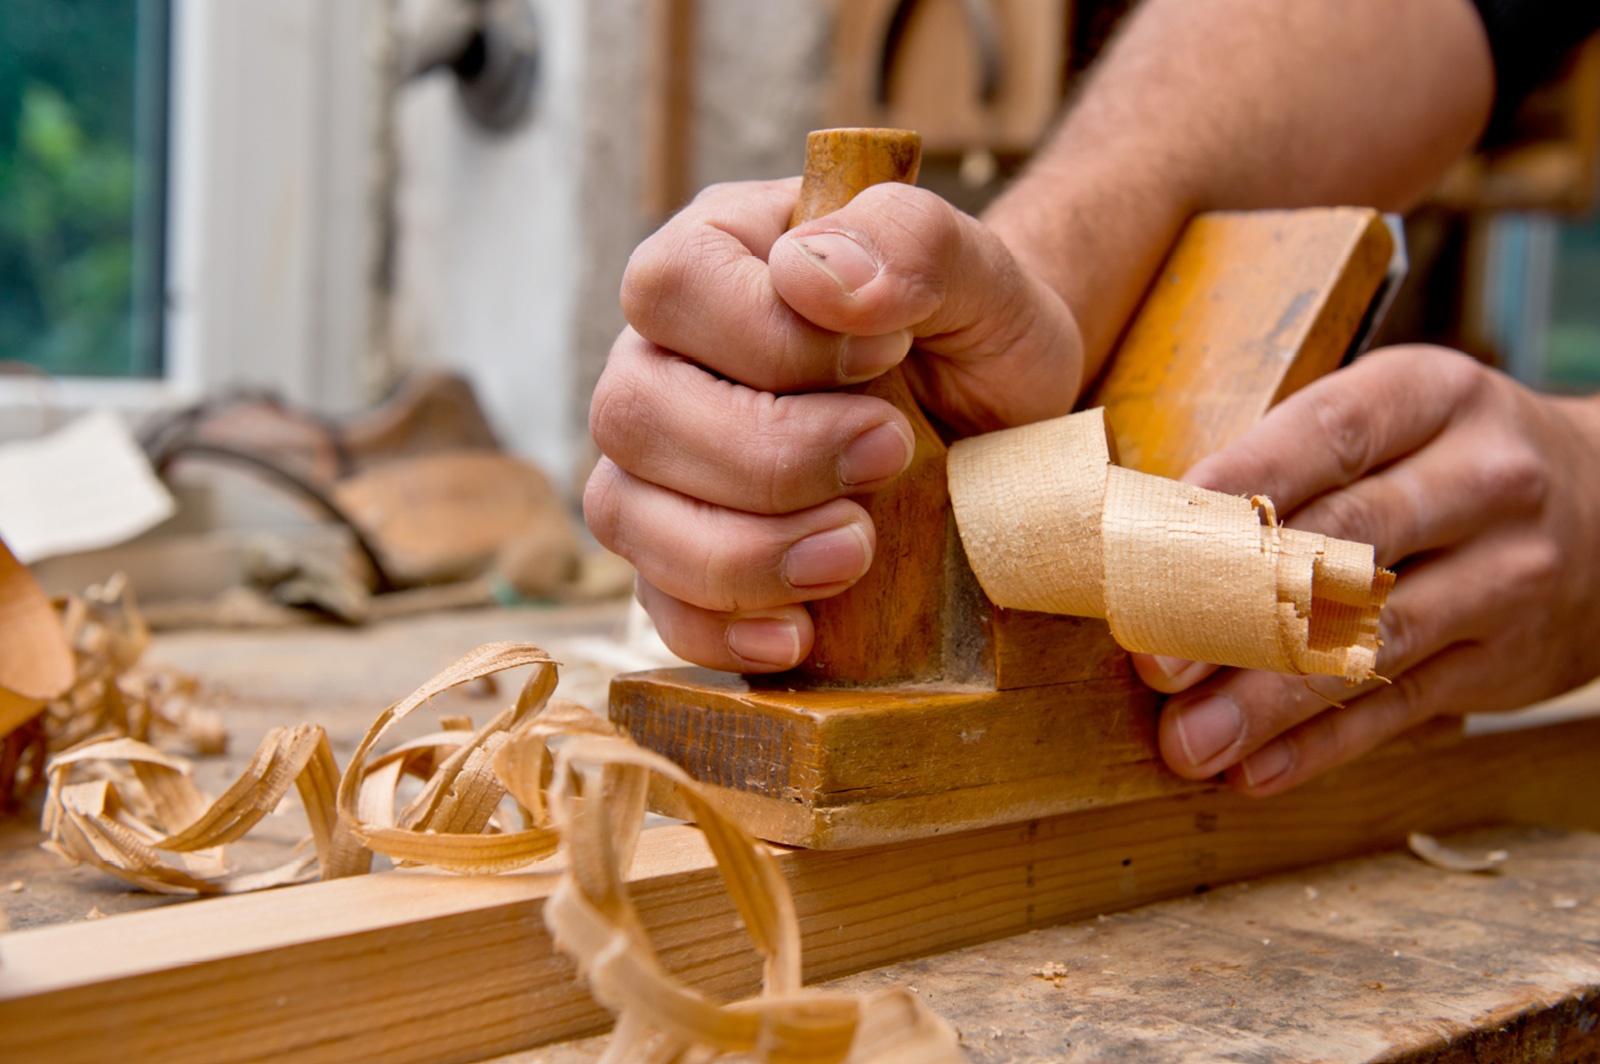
(39, 641, 962, 1063)
(3, 574, 221, 814)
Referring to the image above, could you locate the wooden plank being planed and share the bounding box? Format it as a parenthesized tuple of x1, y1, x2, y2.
(2, 714, 1596, 1064)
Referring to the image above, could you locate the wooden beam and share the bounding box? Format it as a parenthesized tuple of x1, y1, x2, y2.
(3, 715, 1597, 1064)
(639, 0, 696, 218)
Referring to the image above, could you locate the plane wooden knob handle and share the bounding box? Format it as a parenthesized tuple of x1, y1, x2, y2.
(776, 129, 961, 687)
(789, 128, 923, 228)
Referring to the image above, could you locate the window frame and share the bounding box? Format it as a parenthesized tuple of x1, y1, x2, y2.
(0, 0, 378, 439)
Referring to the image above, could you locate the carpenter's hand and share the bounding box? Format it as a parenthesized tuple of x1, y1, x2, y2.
(586, 178, 1084, 671)
(1132, 346, 1600, 794)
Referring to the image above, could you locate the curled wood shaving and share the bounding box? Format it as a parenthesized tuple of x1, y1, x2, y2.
(334, 641, 584, 874)
(949, 408, 1394, 682)
(537, 731, 964, 1063)
(343, 643, 963, 1060)
(1407, 832, 1508, 874)
(1, 535, 75, 809)
(41, 725, 366, 894)
(2, 561, 221, 812)
(38, 639, 963, 1061)
(47, 575, 225, 756)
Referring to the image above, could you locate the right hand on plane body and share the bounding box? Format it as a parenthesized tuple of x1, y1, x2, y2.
(584, 177, 1086, 672)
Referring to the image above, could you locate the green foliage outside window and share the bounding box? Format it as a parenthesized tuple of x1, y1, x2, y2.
(0, 0, 165, 378)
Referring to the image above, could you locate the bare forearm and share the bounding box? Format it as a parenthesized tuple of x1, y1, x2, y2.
(985, 0, 1495, 377)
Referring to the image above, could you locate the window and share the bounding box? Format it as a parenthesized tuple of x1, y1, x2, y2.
(0, 0, 170, 379)
(1545, 216, 1600, 391)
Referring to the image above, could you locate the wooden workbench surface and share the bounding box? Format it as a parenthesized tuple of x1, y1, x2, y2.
(4, 607, 1597, 1062)
(507, 824, 1600, 1063)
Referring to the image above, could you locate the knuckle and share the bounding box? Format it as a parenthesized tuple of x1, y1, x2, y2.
(588, 362, 658, 466)
(1387, 343, 1480, 401)
(726, 391, 847, 513)
(855, 183, 958, 309)
(696, 525, 762, 613)
(580, 461, 624, 551)
(759, 297, 832, 389)
(1441, 347, 1490, 403)
(619, 241, 678, 333)
(1385, 666, 1433, 729)
(1230, 674, 1308, 749)
(1472, 439, 1548, 513)
(1505, 537, 1562, 593)
(1306, 487, 1377, 545)
(1377, 598, 1416, 670)
(689, 179, 745, 207)
(1304, 387, 1374, 483)
(620, 225, 721, 337)
(731, 390, 801, 513)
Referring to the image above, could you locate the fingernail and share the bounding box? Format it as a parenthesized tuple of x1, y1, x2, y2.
(1173, 694, 1243, 767)
(839, 421, 914, 486)
(1152, 655, 1195, 681)
(793, 233, 879, 294)
(726, 617, 801, 668)
(840, 329, 912, 381)
(1241, 741, 1295, 788)
(783, 524, 871, 588)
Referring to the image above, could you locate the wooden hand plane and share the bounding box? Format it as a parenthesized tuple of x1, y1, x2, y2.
(610, 128, 1399, 849)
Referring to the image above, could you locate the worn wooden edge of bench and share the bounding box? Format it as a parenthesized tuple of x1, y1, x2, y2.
(2, 715, 1597, 1064)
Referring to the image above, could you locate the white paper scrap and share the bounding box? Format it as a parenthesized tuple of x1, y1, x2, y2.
(0, 410, 176, 563)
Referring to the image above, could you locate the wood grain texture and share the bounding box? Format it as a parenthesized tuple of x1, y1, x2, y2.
(794, 367, 956, 685)
(805, 826, 1600, 1064)
(615, 665, 1170, 848)
(504, 826, 1600, 1063)
(784, 129, 963, 686)
(3, 715, 1596, 1064)
(788, 128, 923, 228)
(1088, 208, 1394, 479)
(987, 612, 1126, 691)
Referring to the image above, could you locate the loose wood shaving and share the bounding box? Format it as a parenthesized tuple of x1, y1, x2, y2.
(46, 575, 225, 756)
(0, 535, 75, 807)
(1406, 832, 1508, 874)
(949, 408, 1394, 681)
(2, 541, 221, 811)
(41, 725, 366, 893)
(37, 640, 962, 1061)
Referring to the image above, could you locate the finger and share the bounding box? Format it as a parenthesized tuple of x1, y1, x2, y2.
(591, 330, 915, 514)
(1364, 533, 1556, 679)
(770, 182, 1083, 431)
(1182, 346, 1482, 512)
(1225, 642, 1503, 796)
(623, 178, 913, 394)
(1284, 419, 1546, 568)
(1156, 538, 1513, 779)
(1129, 654, 1218, 694)
(636, 576, 813, 672)
(584, 458, 875, 612)
(1158, 540, 1491, 780)
(1157, 669, 1368, 780)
